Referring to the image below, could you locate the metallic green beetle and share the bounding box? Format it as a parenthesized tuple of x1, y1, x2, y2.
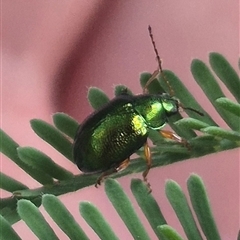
(73, 91, 184, 186)
(73, 26, 201, 187)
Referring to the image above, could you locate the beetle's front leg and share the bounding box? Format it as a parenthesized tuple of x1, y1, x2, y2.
(159, 129, 190, 149)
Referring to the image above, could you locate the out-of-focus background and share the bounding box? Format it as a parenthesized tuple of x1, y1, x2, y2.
(2, 1, 239, 239)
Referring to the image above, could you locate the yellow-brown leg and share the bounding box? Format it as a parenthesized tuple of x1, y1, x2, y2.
(143, 69, 160, 94)
(160, 130, 190, 149)
(95, 158, 130, 187)
(142, 141, 152, 182)
(141, 141, 152, 192)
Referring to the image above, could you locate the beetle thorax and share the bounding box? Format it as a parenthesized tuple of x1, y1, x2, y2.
(133, 95, 178, 130)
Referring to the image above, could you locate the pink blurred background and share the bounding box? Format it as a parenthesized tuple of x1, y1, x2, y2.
(2, 1, 239, 239)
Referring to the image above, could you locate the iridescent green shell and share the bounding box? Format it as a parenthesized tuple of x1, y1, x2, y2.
(73, 93, 178, 173)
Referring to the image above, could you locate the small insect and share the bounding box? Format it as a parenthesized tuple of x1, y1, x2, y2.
(73, 26, 202, 187)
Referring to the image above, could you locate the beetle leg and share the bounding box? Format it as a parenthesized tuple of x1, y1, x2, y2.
(140, 141, 152, 192)
(115, 158, 130, 172)
(95, 158, 130, 187)
(160, 130, 190, 149)
(143, 69, 160, 94)
(142, 141, 152, 182)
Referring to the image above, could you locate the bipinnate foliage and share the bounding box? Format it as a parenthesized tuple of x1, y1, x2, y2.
(0, 52, 239, 239)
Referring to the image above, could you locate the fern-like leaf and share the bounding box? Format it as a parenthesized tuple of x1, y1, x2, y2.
(0, 52, 239, 238)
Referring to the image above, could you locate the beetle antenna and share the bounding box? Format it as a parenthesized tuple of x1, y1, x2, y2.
(145, 25, 174, 96)
(183, 107, 204, 116)
(178, 102, 204, 116)
(147, 26, 203, 117)
(148, 26, 163, 73)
